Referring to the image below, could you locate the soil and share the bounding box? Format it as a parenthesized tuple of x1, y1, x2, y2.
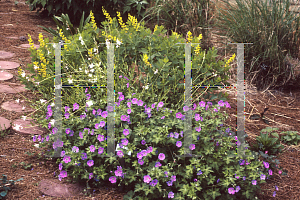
(0, 0, 300, 199)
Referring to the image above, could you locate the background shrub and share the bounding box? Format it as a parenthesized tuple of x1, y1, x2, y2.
(25, 0, 151, 28)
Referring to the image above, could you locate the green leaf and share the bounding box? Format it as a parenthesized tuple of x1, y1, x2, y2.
(163, 57, 169, 63)
(208, 188, 221, 199)
(41, 0, 46, 7)
(139, 48, 148, 54)
(153, 133, 162, 144)
(178, 184, 190, 196)
(211, 95, 218, 100)
(46, 4, 53, 13)
(55, 3, 61, 12)
(270, 132, 279, 138)
(134, 183, 144, 193)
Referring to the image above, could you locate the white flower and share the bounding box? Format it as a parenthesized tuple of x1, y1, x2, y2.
(50, 119, 56, 125)
(34, 65, 38, 70)
(106, 39, 110, 49)
(88, 74, 92, 77)
(15, 99, 20, 103)
(22, 106, 26, 110)
(93, 47, 98, 53)
(21, 72, 25, 77)
(90, 69, 94, 73)
(81, 40, 84, 45)
(34, 144, 39, 148)
(13, 124, 23, 131)
(79, 68, 82, 71)
(47, 51, 50, 55)
(40, 99, 47, 104)
(35, 82, 39, 85)
(85, 70, 88, 74)
(154, 69, 158, 74)
(89, 63, 94, 68)
(68, 79, 73, 84)
(115, 143, 131, 156)
(142, 84, 149, 90)
(50, 102, 55, 107)
(79, 36, 82, 41)
(86, 100, 93, 107)
(21, 116, 27, 121)
(88, 58, 92, 60)
(116, 39, 122, 48)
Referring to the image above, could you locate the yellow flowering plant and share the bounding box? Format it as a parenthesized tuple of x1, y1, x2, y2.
(16, 8, 236, 135)
(96, 7, 234, 112)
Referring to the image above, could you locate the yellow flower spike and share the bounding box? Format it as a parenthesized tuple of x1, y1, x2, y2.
(27, 34, 36, 50)
(127, 13, 138, 28)
(38, 33, 45, 48)
(197, 34, 202, 41)
(116, 11, 127, 31)
(153, 25, 158, 33)
(187, 31, 193, 43)
(102, 6, 113, 24)
(224, 53, 236, 68)
(90, 10, 97, 30)
(142, 54, 152, 67)
(194, 44, 201, 56)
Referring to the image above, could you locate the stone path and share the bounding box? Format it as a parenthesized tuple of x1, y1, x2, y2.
(0, 42, 86, 198)
(0, 49, 49, 135)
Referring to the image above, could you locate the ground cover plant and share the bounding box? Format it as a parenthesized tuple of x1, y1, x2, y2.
(11, 6, 289, 199)
(0, 174, 23, 200)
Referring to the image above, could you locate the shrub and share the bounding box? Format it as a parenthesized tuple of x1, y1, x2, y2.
(25, 0, 150, 28)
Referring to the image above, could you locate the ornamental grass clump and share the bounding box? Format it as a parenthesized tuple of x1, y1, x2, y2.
(212, 0, 300, 90)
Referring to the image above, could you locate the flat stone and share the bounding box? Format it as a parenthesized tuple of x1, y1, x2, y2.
(0, 61, 20, 69)
(19, 44, 39, 49)
(0, 51, 15, 59)
(0, 83, 29, 93)
(0, 71, 13, 81)
(1, 101, 35, 113)
(12, 117, 47, 135)
(38, 179, 85, 198)
(0, 116, 11, 132)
